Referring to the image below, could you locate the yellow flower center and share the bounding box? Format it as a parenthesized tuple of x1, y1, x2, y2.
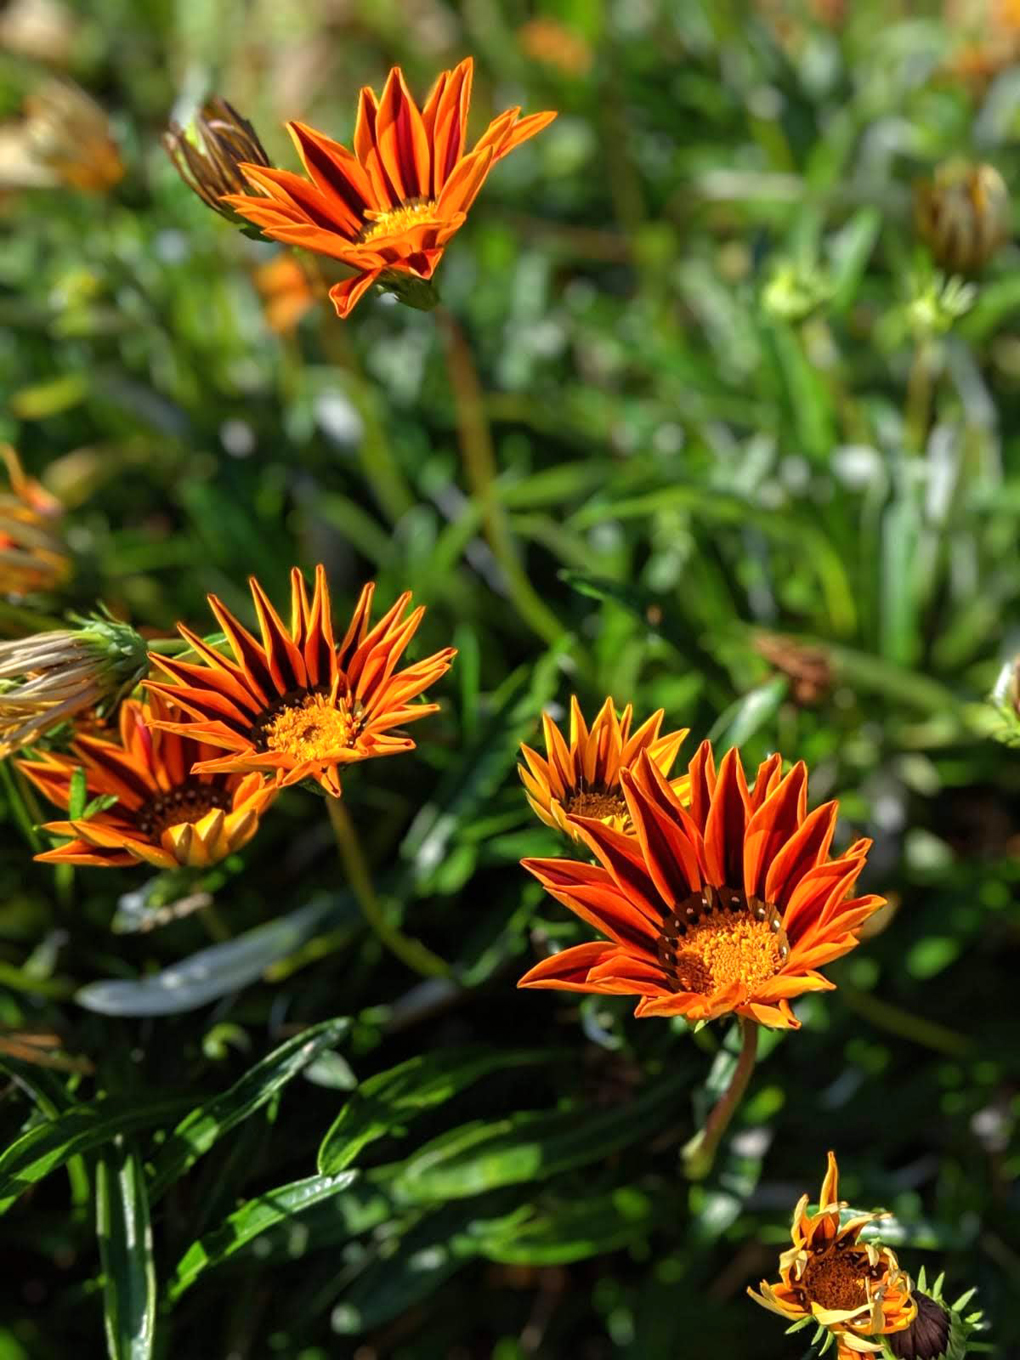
(656, 886, 789, 994)
(135, 781, 228, 840)
(799, 1247, 871, 1312)
(260, 692, 357, 763)
(564, 787, 628, 822)
(357, 198, 438, 243)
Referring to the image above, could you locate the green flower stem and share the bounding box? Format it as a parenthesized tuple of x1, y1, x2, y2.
(436, 307, 576, 653)
(682, 1016, 759, 1180)
(325, 797, 449, 978)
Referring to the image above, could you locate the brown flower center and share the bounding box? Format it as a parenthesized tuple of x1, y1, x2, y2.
(357, 198, 439, 243)
(563, 787, 628, 822)
(251, 690, 358, 763)
(800, 1248, 871, 1312)
(134, 780, 229, 840)
(656, 886, 789, 994)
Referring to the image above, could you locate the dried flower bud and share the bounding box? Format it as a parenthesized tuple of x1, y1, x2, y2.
(0, 614, 148, 758)
(753, 631, 833, 705)
(914, 161, 1011, 274)
(163, 97, 270, 222)
(20, 79, 122, 191)
(0, 445, 69, 596)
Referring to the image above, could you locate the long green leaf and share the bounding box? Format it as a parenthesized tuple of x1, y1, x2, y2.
(0, 1098, 187, 1216)
(477, 1185, 664, 1265)
(167, 1171, 359, 1299)
(151, 1018, 351, 1198)
(380, 1071, 692, 1207)
(75, 895, 351, 1016)
(317, 1046, 556, 1175)
(97, 1139, 155, 1360)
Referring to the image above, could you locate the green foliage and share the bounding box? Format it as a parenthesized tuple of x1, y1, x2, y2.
(0, 1, 1017, 1357)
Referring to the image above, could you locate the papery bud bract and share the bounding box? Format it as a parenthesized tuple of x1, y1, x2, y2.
(0, 613, 148, 758)
(163, 97, 271, 225)
(914, 161, 1011, 274)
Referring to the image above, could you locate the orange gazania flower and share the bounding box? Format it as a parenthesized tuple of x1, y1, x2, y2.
(19, 693, 275, 869)
(748, 1151, 917, 1357)
(519, 742, 884, 1028)
(0, 444, 68, 595)
(219, 57, 556, 318)
(146, 565, 455, 798)
(518, 696, 688, 840)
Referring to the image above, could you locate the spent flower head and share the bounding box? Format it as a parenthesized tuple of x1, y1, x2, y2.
(749, 1151, 916, 1358)
(0, 612, 148, 758)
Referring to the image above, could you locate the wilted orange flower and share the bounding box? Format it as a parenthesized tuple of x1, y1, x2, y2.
(518, 695, 688, 840)
(20, 693, 275, 869)
(146, 565, 455, 797)
(0, 445, 68, 595)
(220, 57, 556, 318)
(749, 1151, 917, 1357)
(519, 742, 884, 1028)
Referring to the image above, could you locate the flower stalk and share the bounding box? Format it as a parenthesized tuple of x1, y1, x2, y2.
(682, 1016, 758, 1179)
(325, 796, 448, 978)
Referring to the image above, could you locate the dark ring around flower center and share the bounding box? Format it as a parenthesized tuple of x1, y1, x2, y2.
(134, 779, 229, 839)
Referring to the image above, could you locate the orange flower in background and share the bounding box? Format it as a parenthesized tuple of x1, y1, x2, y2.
(220, 57, 556, 318)
(252, 253, 319, 333)
(519, 695, 688, 839)
(519, 742, 884, 1028)
(749, 1151, 917, 1357)
(0, 445, 68, 595)
(146, 565, 455, 797)
(19, 693, 275, 869)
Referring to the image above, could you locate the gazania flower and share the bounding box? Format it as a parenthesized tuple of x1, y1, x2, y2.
(146, 565, 455, 797)
(20, 693, 275, 869)
(0, 445, 68, 596)
(0, 615, 148, 759)
(748, 1151, 916, 1357)
(519, 742, 884, 1028)
(219, 57, 556, 318)
(252, 253, 318, 333)
(518, 696, 688, 840)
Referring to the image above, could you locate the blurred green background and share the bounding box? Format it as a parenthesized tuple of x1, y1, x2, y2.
(1, 0, 1019, 1356)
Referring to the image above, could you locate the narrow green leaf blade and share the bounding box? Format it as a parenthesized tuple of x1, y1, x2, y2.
(317, 1046, 556, 1175)
(0, 1099, 187, 1215)
(75, 895, 352, 1016)
(97, 1138, 155, 1360)
(152, 1017, 351, 1197)
(380, 1070, 692, 1206)
(167, 1171, 358, 1300)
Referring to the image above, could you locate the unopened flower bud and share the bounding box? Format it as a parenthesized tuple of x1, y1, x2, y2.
(0, 614, 148, 758)
(914, 161, 1011, 274)
(163, 97, 270, 223)
(889, 1291, 952, 1360)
